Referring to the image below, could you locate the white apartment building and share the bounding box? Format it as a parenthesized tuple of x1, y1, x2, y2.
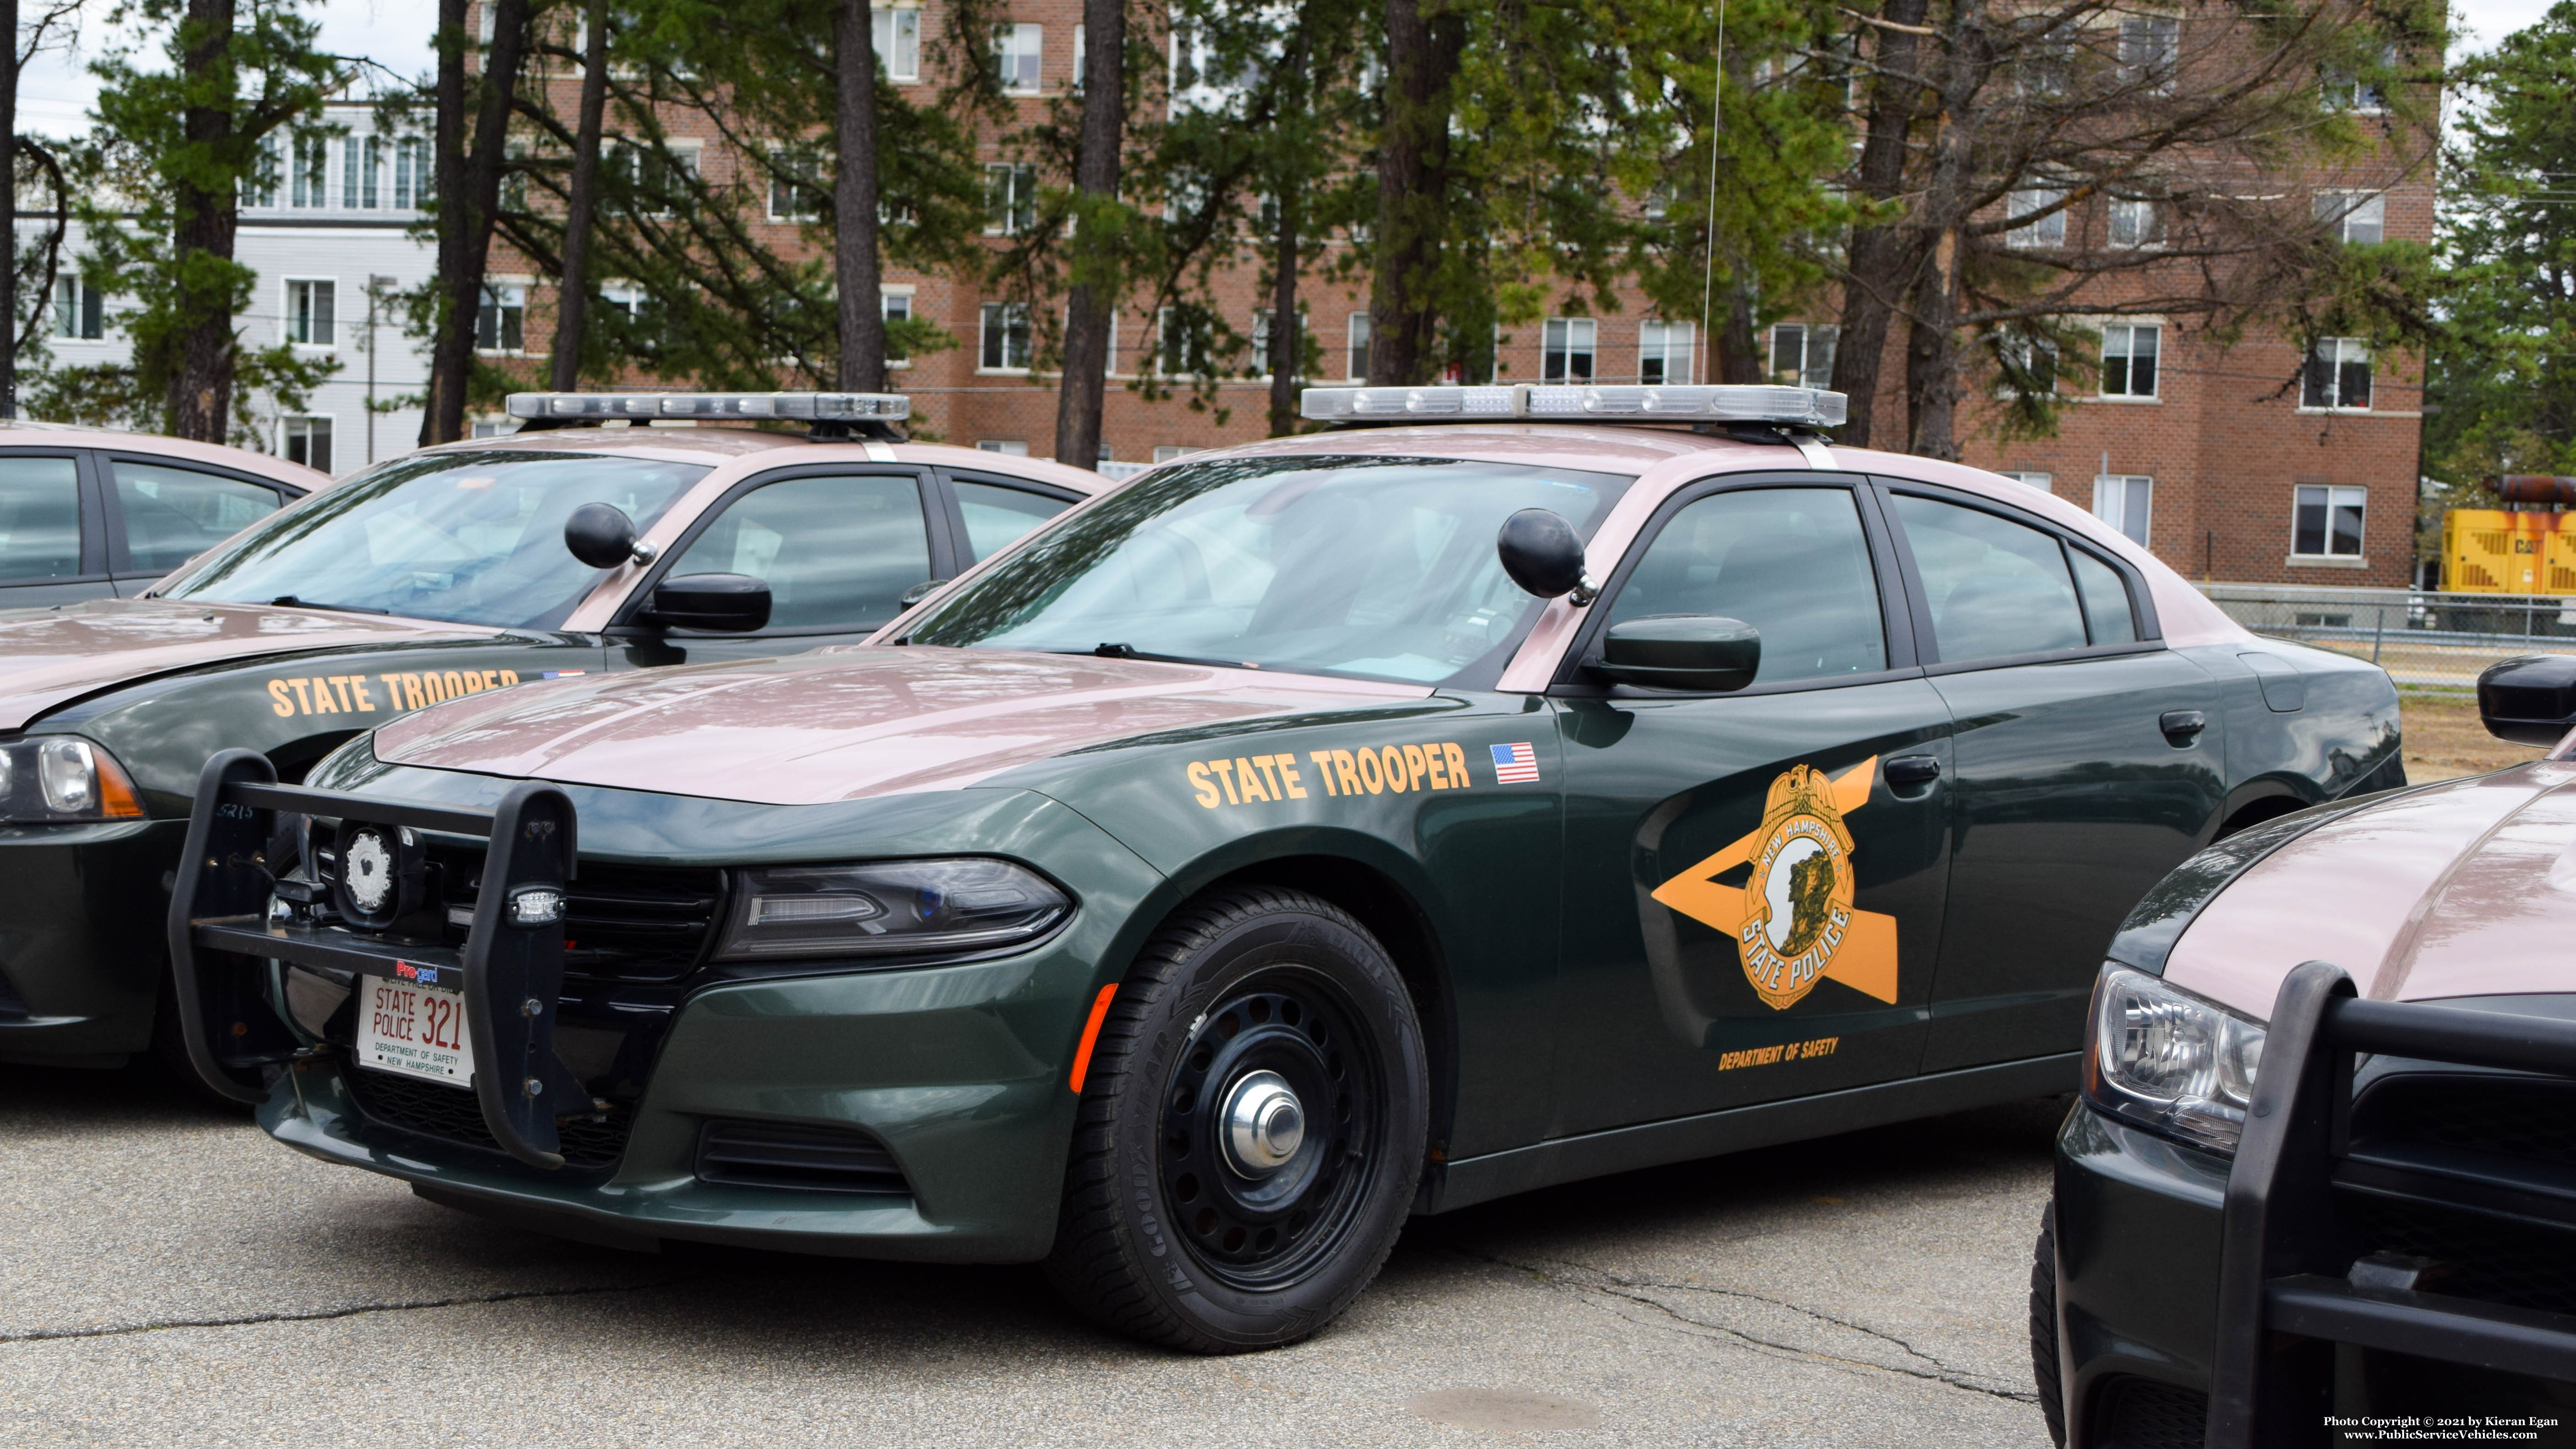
(28, 101, 440, 475)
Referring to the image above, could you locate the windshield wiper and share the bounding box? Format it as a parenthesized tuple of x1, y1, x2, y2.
(269, 595, 390, 615)
(1086, 643, 1253, 669)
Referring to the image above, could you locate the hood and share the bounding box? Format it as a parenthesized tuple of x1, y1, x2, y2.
(370, 646, 1428, 805)
(2164, 760, 2576, 1018)
(0, 598, 501, 730)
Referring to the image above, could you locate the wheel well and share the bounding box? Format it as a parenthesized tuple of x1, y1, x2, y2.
(1191, 856, 1460, 1167)
(268, 729, 363, 785)
(2215, 793, 2308, 840)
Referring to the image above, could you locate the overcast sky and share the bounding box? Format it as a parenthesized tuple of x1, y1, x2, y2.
(10, 0, 2565, 140)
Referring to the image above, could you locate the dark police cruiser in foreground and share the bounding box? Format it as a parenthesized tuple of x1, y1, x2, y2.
(0, 393, 1097, 1072)
(171, 381, 2403, 1352)
(2036, 652, 2576, 1448)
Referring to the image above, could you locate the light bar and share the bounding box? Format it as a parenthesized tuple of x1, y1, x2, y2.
(1301, 383, 1845, 430)
(504, 391, 911, 423)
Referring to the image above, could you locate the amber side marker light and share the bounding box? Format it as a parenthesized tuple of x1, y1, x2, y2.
(1068, 983, 1121, 1093)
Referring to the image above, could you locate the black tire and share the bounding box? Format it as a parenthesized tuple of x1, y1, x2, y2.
(1044, 886, 1430, 1353)
(2032, 1203, 2069, 1447)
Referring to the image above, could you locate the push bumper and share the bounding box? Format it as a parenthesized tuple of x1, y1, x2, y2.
(0, 818, 183, 1065)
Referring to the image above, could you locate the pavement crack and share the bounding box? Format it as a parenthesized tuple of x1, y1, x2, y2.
(1455, 1245, 2037, 1405)
(0, 1280, 672, 1346)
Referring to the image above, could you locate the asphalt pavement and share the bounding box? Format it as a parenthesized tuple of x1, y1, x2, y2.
(0, 1062, 2066, 1448)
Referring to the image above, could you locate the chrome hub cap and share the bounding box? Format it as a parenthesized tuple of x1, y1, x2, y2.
(1222, 1070, 1305, 1177)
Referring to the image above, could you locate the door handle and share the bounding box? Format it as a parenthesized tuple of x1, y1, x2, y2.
(2160, 709, 2208, 743)
(1885, 755, 1941, 787)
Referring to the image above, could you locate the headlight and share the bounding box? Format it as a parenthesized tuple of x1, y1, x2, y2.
(713, 859, 1071, 961)
(2084, 966, 2266, 1155)
(0, 738, 145, 823)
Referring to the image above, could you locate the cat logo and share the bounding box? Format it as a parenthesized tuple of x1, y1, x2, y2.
(1649, 759, 1900, 1012)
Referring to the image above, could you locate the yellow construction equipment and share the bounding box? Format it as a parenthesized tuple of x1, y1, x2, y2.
(2444, 477, 2576, 594)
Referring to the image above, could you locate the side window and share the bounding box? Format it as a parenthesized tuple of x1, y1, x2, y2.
(113, 461, 286, 575)
(1891, 494, 2087, 664)
(664, 474, 930, 630)
(1605, 486, 1887, 684)
(954, 479, 1071, 562)
(0, 456, 83, 583)
(2069, 548, 2137, 645)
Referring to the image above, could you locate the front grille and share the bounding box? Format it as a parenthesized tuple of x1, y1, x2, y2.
(427, 846, 724, 981)
(342, 1061, 634, 1173)
(2356, 1074, 2576, 1172)
(695, 1119, 910, 1195)
(2346, 1073, 2576, 1318)
(2346, 1195, 2576, 1318)
(2093, 1377, 2208, 1449)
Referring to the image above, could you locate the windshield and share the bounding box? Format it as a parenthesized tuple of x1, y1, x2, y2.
(161, 451, 708, 629)
(903, 455, 1633, 688)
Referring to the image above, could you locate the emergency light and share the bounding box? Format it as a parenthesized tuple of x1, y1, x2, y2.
(503, 391, 912, 422)
(1299, 383, 1846, 429)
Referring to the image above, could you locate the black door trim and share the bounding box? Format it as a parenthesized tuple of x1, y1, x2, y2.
(1869, 477, 2168, 676)
(606, 461, 945, 639)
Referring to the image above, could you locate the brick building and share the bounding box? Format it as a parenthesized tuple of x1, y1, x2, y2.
(484, 1, 2432, 586)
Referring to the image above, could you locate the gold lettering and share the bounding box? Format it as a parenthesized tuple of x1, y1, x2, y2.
(1234, 757, 1272, 803)
(1332, 749, 1362, 795)
(1253, 755, 1287, 800)
(1425, 744, 1448, 790)
(1442, 742, 1467, 789)
(1355, 748, 1384, 794)
(1307, 751, 1340, 796)
(268, 680, 295, 717)
(1189, 762, 1220, 809)
(481, 669, 501, 691)
(499, 669, 521, 686)
(1211, 758, 1240, 804)
(441, 670, 464, 699)
(1378, 746, 1409, 793)
(1402, 744, 1429, 791)
(1276, 755, 1308, 799)
(287, 678, 315, 715)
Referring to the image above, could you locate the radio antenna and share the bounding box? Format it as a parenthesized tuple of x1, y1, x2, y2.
(1698, 0, 1728, 384)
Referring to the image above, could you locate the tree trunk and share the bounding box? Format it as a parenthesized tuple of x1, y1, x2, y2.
(1265, 30, 1308, 436)
(1053, 0, 1124, 465)
(1903, 15, 1980, 462)
(421, 0, 531, 444)
(0, 0, 19, 419)
(1368, 0, 1460, 386)
(1719, 277, 1760, 384)
(167, 0, 239, 442)
(1827, 0, 1931, 448)
(832, 0, 886, 392)
(548, 0, 611, 392)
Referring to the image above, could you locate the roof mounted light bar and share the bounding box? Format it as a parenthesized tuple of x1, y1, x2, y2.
(503, 391, 911, 423)
(1300, 383, 1846, 430)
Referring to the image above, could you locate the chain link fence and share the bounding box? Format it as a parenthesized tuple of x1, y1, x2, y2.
(2201, 583, 2576, 689)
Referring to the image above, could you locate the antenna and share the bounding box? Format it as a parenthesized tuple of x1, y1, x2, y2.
(1697, 0, 1728, 385)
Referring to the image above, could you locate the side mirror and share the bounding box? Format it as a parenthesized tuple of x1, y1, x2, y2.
(644, 573, 772, 633)
(565, 502, 640, 568)
(897, 578, 951, 610)
(1596, 615, 1761, 692)
(1498, 508, 1594, 604)
(2477, 654, 2576, 746)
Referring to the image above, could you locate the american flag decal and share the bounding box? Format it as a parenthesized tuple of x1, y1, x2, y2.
(1490, 742, 1541, 784)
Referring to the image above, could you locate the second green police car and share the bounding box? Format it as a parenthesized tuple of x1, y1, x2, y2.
(171, 382, 2402, 1352)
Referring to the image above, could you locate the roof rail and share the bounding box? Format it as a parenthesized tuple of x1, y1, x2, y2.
(1300, 383, 1846, 429)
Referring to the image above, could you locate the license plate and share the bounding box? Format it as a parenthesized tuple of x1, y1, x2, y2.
(358, 973, 475, 1088)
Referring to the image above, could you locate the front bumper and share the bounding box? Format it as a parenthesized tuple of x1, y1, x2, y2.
(0, 818, 182, 1065)
(264, 950, 1089, 1263)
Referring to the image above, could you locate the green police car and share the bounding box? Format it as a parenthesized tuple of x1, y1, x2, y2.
(172, 383, 2402, 1352)
(2, 396, 1098, 1071)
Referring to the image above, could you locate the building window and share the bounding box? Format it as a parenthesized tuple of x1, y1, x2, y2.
(1541, 318, 1596, 383)
(476, 283, 525, 353)
(1998, 471, 2053, 492)
(976, 440, 1030, 456)
(1153, 445, 1201, 463)
(52, 276, 103, 340)
(2293, 485, 2366, 557)
(344, 137, 380, 209)
(983, 163, 1037, 235)
(281, 416, 333, 473)
(994, 23, 1042, 93)
(980, 302, 1031, 370)
(394, 137, 431, 209)
(1769, 323, 1837, 389)
(284, 279, 336, 347)
(1155, 306, 1213, 375)
(2118, 15, 2180, 89)
(1994, 332, 2057, 395)
(1640, 320, 1696, 385)
(2100, 324, 2159, 398)
(769, 149, 826, 221)
(2108, 197, 2161, 248)
(290, 133, 330, 208)
(2093, 474, 2153, 547)
(1249, 309, 1298, 376)
(2313, 191, 2384, 245)
(2323, 46, 2393, 113)
(873, 6, 921, 80)
(2302, 338, 2372, 410)
(1346, 312, 1370, 380)
(2007, 187, 2067, 248)
(882, 291, 912, 324)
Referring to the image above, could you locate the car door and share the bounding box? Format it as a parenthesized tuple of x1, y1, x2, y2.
(1547, 475, 1956, 1137)
(100, 453, 300, 595)
(940, 470, 1085, 567)
(1877, 484, 2226, 1074)
(612, 464, 948, 664)
(0, 449, 111, 607)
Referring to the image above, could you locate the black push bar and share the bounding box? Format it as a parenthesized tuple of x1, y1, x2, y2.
(2206, 961, 2576, 1446)
(166, 748, 590, 1169)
